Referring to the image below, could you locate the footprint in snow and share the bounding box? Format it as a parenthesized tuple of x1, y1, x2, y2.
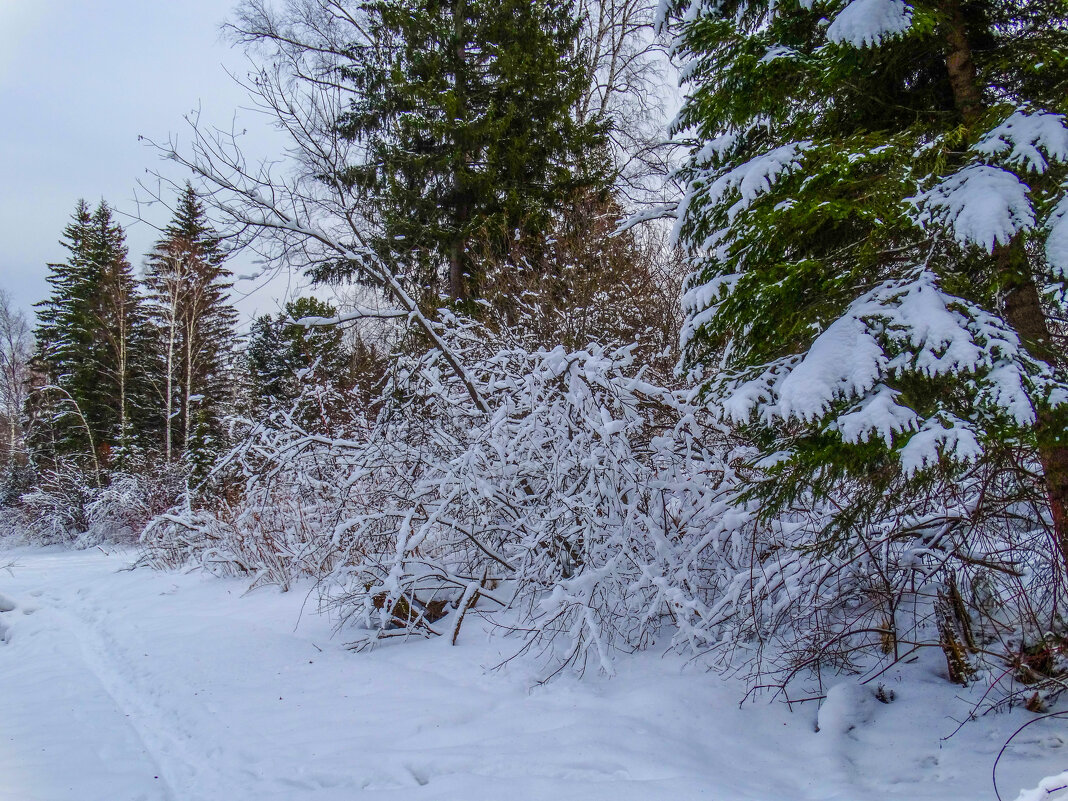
(0, 593, 21, 643)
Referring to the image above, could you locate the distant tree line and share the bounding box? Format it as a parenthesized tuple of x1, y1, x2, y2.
(0, 184, 392, 510)
(26, 188, 238, 485)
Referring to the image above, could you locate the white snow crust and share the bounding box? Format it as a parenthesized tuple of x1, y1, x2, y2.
(912, 164, 1035, 252)
(826, 0, 913, 47)
(976, 109, 1068, 174)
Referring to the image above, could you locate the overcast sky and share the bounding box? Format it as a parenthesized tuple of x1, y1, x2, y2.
(0, 0, 306, 327)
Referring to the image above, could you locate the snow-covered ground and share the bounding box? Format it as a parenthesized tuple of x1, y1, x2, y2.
(0, 546, 1063, 801)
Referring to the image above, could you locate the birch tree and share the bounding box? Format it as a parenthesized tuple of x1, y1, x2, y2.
(0, 289, 31, 478)
(144, 185, 238, 473)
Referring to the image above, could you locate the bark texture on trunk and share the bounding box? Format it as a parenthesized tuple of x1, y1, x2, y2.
(941, 0, 1068, 579)
(942, 0, 983, 126)
(449, 0, 472, 305)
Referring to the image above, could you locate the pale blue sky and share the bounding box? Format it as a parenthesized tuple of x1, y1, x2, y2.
(0, 0, 302, 326)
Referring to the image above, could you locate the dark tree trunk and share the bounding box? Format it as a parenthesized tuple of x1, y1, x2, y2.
(941, 0, 1068, 580)
(449, 0, 471, 304)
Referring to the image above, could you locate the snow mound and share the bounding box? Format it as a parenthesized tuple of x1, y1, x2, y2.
(827, 0, 913, 47)
(817, 681, 876, 735)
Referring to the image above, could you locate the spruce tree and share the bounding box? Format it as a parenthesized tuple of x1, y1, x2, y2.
(248, 296, 352, 424)
(144, 185, 239, 473)
(32, 201, 94, 466)
(247, 311, 290, 406)
(32, 200, 150, 471)
(86, 202, 153, 466)
(333, 0, 608, 309)
(668, 2, 1068, 570)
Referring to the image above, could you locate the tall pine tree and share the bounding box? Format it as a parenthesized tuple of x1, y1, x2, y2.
(32, 200, 150, 472)
(333, 0, 608, 309)
(86, 201, 153, 465)
(32, 201, 95, 467)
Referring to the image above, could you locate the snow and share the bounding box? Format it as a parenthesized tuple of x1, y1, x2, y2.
(899, 414, 983, 475)
(1016, 771, 1068, 801)
(816, 680, 876, 735)
(708, 270, 1041, 466)
(704, 141, 811, 224)
(832, 383, 919, 446)
(826, 0, 913, 48)
(778, 272, 1024, 418)
(975, 109, 1068, 174)
(912, 164, 1035, 253)
(1046, 193, 1068, 279)
(776, 311, 887, 423)
(759, 45, 799, 64)
(1, 546, 1067, 801)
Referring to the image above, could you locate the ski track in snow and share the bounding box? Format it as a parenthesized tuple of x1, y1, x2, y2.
(0, 547, 1065, 801)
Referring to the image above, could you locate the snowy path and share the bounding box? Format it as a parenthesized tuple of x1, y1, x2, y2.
(0, 548, 1063, 801)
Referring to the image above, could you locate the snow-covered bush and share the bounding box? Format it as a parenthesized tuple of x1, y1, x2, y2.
(141, 322, 748, 671)
(8, 464, 189, 547)
(321, 336, 747, 671)
(139, 315, 1066, 697)
(697, 467, 1064, 694)
(15, 464, 95, 544)
(84, 469, 189, 545)
(140, 397, 374, 590)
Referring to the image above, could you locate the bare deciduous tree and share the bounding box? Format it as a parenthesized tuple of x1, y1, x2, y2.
(574, 0, 678, 206)
(0, 289, 32, 473)
(138, 0, 680, 411)
(140, 0, 490, 411)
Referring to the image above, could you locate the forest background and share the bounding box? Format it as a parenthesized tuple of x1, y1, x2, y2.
(1, 0, 1067, 726)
